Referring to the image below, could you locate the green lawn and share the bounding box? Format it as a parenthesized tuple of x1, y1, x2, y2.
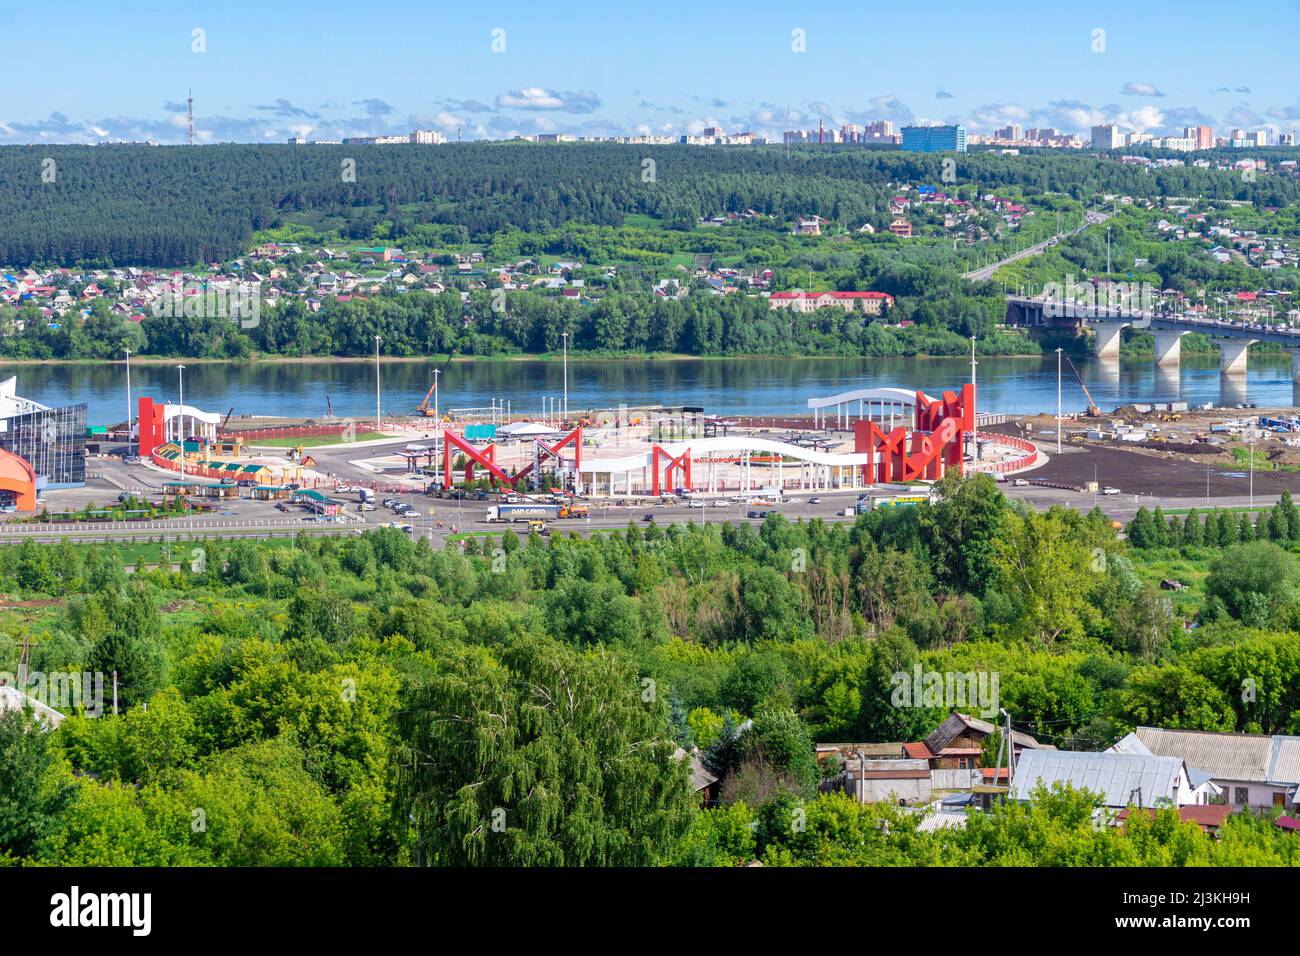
(251, 432, 389, 448)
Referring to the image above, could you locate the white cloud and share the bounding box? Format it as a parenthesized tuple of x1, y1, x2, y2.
(494, 87, 602, 113)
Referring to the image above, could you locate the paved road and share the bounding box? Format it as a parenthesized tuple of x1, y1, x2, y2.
(962, 211, 1110, 282)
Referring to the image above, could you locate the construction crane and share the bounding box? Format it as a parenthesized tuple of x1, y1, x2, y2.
(1062, 354, 1101, 417)
(326, 394, 335, 418)
(417, 381, 438, 417)
(220, 407, 235, 433)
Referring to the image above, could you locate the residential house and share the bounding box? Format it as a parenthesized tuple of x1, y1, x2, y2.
(1011, 749, 1201, 809)
(1110, 726, 1300, 810)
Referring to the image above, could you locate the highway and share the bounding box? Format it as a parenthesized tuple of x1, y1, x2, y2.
(7, 477, 1297, 549)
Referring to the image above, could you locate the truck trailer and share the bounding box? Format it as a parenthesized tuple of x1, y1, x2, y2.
(486, 503, 560, 523)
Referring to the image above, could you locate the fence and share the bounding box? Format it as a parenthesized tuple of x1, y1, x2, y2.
(971, 433, 1039, 475)
(931, 768, 981, 790)
(222, 424, 351, 441)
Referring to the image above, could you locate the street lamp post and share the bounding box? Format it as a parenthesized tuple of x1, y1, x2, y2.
(561, 331, 569, 423)
(1055, 347, 1063, 454)
(1249, 431, 1255, 509)
(124, 348, 133, 456)
(970, 335, 977, 466)
(176, 364, 186, 484)
(374, 335, 382, 432)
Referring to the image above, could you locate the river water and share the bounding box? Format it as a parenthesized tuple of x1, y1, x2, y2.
(2, 354, 1295, 427)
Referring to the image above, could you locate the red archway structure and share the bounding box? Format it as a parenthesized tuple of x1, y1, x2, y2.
(853, 384, 974, 485)
(514, 427, 583, 480)
(0, 448, 37, 511)
(442, 431, 514, 488)
(651, 445, 692, 496)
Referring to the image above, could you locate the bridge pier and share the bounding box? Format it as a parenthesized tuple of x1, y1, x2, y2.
(1153, 330, 1189, 367)
(1288, 349, 1300, 384)
(1092, 321, 1129, 358)
(1218, 339, 1256, 375)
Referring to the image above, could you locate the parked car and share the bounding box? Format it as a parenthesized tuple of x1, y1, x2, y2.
(1012, 478, 1030, 487)
(276, 502, 289, 512)
(687, 499, 706, 509)
(1101, 486, 1121, 496)
(641, 514, 655, 522)
(809, 496, 822, 504)
(712, 499, 730, 508)
(237, 479, 256, 488)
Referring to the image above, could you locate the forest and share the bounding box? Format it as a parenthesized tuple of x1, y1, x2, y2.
(4, 474, 1300, 867)
(3, 142, 1296, 267)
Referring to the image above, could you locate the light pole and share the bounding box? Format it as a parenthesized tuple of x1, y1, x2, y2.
(374, 335, 382, 432)
(1249, 430, 1255, 509)
(1055, 347, 1063, 454)
(124, 348, 133, 456)
(970, 335, 978, 466)
(1106, 226, 1112, 275)
(176, 364, 186, 484)
(561, 331, 569, 423)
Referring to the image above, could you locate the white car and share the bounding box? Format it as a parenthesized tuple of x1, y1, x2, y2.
(402, 510, 423, 518)
(687, 500, 706, 509)
(712, 499, 730, 508)
(1101, 487, 1120, 496)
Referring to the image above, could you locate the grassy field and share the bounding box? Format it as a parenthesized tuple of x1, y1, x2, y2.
(1131, 548, 1215, 615)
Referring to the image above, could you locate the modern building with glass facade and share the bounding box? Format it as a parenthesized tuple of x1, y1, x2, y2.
(900, 125, 968, 153)
(0, 377, 86, 488)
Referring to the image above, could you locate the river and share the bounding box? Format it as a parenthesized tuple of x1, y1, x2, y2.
(2, 354, 1296, 427)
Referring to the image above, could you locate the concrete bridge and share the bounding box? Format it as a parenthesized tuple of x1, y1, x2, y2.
(1005, 296, 1300, 379)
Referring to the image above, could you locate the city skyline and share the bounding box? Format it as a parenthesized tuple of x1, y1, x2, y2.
(1, 0, 1297, 146)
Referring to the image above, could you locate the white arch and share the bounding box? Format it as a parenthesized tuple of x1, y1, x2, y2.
(578, 436, 869, 476)
(161, 403, 222, 426)
(806, 386, 935, 411)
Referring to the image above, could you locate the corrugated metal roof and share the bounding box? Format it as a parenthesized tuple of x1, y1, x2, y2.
(1010, 750, 1185, 808)
(1267, 737, 1300, 785)
(1135, 727, 1273, 782)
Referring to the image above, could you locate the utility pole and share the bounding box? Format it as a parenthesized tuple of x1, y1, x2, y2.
(561, 331, 569, 423)
(374, 335, 382, 432)
(1250, 430, 1255, 509)
(1055, 347, 1063, 454)
(432, 368, 440, 422)
(1106, 226, 1113, 275)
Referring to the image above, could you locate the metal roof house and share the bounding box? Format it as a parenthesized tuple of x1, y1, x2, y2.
(1010, 750, 1200, 809)
(1111, 727, 1300, 810)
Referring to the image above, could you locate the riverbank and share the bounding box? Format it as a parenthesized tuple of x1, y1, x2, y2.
(0, 349, 1047, 367)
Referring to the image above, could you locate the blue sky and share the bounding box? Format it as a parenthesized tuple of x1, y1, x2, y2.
(2, 0, 1296, 144)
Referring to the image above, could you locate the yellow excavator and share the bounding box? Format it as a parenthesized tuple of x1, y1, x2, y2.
(1063, 354, 1102, 417)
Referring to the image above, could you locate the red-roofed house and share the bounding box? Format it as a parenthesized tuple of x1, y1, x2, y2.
(1118, 804, 1232, 834)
